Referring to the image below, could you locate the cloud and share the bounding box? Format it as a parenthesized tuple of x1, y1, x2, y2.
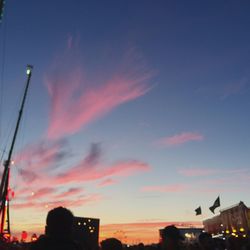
(18, 168, 38, 182)
(141, 184, 187, 193)
(156, 132, 204, 146)
(83, 143, 102, 167)
(46, 49, 153, 139)
(29, 187, 56, 200)
(54, 187, 83, 199)
(178, 167, 250, 178)
(178, 168, 218, 177)
(12, 194, 102, 210)
(15, 139, 70, 171)
(54, 160, 150, 185)
(221, 78, 249, 99)
(98, 178, 117, 187)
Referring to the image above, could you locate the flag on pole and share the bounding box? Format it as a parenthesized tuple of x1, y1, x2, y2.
(195, 206, 202, 215)
(209, 196, 220, 214)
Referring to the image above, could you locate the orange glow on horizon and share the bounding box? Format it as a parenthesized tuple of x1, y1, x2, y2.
(12, 221, 202, 244)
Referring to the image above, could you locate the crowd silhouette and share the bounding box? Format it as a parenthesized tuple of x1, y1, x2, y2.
(0, 206, 249, 250)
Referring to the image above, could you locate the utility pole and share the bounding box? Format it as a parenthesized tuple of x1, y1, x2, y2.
(0, 65, 33, 240)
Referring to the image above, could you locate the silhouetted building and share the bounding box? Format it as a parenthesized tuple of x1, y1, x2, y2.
(203, 201, 250, 237)
(72, 216, 100, 250)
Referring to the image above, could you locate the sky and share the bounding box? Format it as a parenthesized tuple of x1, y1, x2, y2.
(0, 0, 250, 244)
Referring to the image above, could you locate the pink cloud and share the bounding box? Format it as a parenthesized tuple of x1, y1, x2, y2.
(54, 160, 150, 185)
(12, 143, 151, 199)
(98, 178, 117, 187)
(12, 194, 102, 210)
(46, 50, 153, 139)
(157, 132, 204, 146)
(28, 187, 56, 200)
(178, 168, 218, 177)
(54, 187, 83, 199)
(141, 184, 187, 193)
(15, 139, 69, 171)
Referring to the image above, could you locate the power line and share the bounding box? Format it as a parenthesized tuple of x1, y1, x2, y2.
(0, 0, 7, 146)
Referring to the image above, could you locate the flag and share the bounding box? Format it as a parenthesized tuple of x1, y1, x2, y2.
(209, 196, 220, 214)
(195, 206, 202, 215)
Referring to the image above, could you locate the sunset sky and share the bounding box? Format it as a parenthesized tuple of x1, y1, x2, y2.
(0, 0, 250, 243)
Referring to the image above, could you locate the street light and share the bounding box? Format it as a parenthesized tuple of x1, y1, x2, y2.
(26, 65, 33, 75)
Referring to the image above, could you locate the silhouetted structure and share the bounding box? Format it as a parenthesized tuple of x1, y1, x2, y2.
(101, 238, 122, 250)
(0, 65, 33, 240)
(203, 201, 250, 237)
(160, 227, 203, 242)
(198, 232, 215, 250)
(29, 206, 82, 250)
(160, 225, 184, 250)
(72, 216, 100, 250)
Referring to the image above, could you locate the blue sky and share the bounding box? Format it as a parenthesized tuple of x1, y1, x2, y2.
(0, 0, 250, 241)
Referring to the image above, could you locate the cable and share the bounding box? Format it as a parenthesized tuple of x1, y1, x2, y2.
(0, 0, 7, 149)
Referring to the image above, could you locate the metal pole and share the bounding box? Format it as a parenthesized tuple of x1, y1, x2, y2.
(0, 65, 33, 235)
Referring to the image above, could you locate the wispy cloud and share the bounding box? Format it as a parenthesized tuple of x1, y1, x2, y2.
(54, 187, 83, 199)
(141, 184, 187, 193)
(29, 187, 56, 200)
(12, 193, 102, 210)
(46, 47, 154, 139)
(178, 167, 250, 178)
(18, 168, 38, 182)
(54, 160, 150, 185)
(98, 178, 117, 187)
(178, 168, 218, 177)
(15, 139, 70, 171)
(221, 78, 249, 99)
(156, 132, 204, 147)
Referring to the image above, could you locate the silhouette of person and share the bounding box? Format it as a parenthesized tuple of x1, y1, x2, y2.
(29, 206, 82, 250)
(100, 238, 123, 250)
(198, 232, 215, 250)
(161, 225, 184, 250)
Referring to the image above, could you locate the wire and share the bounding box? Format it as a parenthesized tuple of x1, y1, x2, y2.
(0, 0, 7, 148)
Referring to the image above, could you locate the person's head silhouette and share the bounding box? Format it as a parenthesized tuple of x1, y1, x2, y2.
(101, 238, 123, 250)
(45, 206, 74, 239)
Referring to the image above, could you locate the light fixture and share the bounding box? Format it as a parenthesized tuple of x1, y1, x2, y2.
(26, 65, 33, 75)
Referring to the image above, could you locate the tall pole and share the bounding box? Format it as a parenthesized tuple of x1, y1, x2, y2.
(0, 65, 33, 237)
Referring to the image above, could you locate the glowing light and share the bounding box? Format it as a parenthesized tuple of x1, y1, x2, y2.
(185, 233, 191, 238)
(232, 233, 236, 236)
(225, 230, 230, 234)
(240, 228, 244, 232)
(88, 219, 91, 222)
(243, 235, 246, 238)
(232, 229, 236, 233)
(26, 65, 33, 75)
(83, 222, 86, 225)
(11, 160, 15, 165)
(31, 192, 35, 196)
(78, 222, 81, 225)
